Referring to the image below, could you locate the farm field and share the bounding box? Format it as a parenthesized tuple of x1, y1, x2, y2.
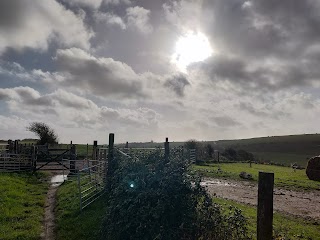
(193, 163, 320, 191)
(0, 173, 48, 240)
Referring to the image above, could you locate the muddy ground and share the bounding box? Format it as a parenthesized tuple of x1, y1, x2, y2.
(202, 178, 320, 220)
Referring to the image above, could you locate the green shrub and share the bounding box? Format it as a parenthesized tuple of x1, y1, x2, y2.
(101, 150, 250, 240)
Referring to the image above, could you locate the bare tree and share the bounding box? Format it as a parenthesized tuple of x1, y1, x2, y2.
(27, 122, 58, 145)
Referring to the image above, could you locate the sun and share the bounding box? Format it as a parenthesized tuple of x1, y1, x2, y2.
(172, 31, 213, 72)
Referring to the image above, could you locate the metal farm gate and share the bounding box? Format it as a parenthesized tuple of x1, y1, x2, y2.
(77, 159, 107, 210)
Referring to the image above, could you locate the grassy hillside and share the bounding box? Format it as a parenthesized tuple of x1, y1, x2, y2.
(215, 134, 320, 167)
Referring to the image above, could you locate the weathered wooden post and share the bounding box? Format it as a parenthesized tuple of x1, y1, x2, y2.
(164, 137, 170, 163)
(14, 140, 19, 154)
(107, 133, 115, 189)
(31, 145, 36, 172)
(125, 141, 129, 153)
(69, 145, 76, 174)
(7, 140, 13, 153)
(257, 172, 274, 240)
(86, 143, 89, 158)
(92, 140, 98, 160)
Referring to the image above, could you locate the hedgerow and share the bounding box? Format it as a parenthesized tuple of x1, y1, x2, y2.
(100, 150, 250, 240)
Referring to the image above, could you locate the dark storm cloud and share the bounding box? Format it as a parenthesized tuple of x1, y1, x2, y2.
(164, 74, 190, 97)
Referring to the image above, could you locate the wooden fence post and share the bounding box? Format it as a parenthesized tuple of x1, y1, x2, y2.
(32, 145, 36, 172)
(70, 145, 76, 173)
(93, 141, 98, 160)
(86, 143, 88, 158)
(107, 133, 115, 189)
(164, 137, 169, 163)
(125, 141, 129, 153)
(257, 172, 274, 240)
(14, 140, 19, 154)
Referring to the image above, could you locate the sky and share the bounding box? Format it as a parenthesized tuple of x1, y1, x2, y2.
(1, 0, 320, 144)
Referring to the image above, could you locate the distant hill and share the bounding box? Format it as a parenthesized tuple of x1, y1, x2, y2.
(214, 134, 320, 167)
(118, 134, 320, 167)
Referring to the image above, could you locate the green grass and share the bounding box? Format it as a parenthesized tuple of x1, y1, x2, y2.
(214, 197, 320, 240)
(0, 172, 48, 240)
(193, 163, 320, 191)
(252, 152, 310, 167)
(55, 180, 107, 240)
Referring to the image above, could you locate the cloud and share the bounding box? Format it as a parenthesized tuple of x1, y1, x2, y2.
(190, 54, 320, 92)
(52, 48, 145, 98)
(164, 74, 190, 97)
(61, 0, 103, 9)
(103, 0, 131, 5)
(0, 0, 93, 54)
(212, 116, 241, 128)
(126, 6, 153, 34)
(163, 0, 320, 92)
(94, 12, 126, 29)
(0, 87, 160, 131)
(94, 6, 153, 34)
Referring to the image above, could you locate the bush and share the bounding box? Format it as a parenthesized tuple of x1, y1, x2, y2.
(27, 122, 58, 145)
(101, 150, 250, 240)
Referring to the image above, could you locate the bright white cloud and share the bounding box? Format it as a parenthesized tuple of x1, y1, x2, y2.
(0, 0, 93, 54)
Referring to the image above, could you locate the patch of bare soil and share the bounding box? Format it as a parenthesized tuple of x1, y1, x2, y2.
(202, 178, 320, 220)
(41, 185, 58, 240)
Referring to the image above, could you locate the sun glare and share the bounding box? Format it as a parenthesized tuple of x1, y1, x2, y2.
(172, 32, 213, 72)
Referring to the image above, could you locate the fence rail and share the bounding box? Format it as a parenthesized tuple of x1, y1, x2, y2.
(0, 153, 34, 172)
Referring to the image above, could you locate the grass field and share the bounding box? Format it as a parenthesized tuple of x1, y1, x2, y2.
(214, 198, 320, 240)
(193, 163, 320, 191)
(55, 180, 107, 240)
(0, 172, 48, 240)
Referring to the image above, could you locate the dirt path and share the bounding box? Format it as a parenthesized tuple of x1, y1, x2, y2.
(41, 185, 58, 240)
(41, 171, 68, 240)
(202, 178, 320, 220)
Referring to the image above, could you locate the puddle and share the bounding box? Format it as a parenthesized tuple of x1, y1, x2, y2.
(201, 180, 236, 187)
(51, 175, 67, 187)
